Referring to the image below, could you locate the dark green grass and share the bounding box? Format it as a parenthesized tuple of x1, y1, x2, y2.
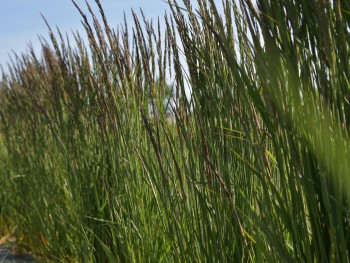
(0, 0, 349, 261)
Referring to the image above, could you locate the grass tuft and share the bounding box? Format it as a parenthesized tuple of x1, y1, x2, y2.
(0, 0, 349, 261)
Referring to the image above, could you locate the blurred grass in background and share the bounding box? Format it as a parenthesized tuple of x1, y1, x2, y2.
(0, 0, 349, 261)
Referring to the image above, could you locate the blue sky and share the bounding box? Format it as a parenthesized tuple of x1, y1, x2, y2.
(0, 0, 174, 70)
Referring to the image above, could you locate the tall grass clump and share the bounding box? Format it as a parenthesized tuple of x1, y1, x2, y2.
(0, 0, 349, 261)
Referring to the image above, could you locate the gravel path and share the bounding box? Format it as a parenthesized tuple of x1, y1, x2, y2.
(0, 246, 35, 263)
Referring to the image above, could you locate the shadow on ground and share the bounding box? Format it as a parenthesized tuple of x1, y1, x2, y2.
(0, 245, 35, 263)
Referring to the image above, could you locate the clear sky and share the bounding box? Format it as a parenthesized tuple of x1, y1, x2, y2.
(0, 0, 174, 70)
